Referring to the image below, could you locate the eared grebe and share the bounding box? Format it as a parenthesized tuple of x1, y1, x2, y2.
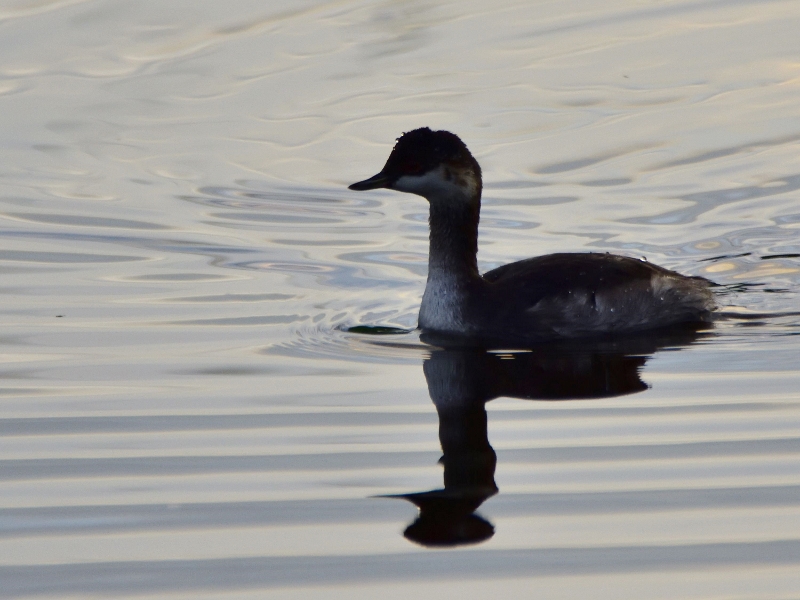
(349, 128, 715, 343)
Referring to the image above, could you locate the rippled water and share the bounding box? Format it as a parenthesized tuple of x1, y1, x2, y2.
(1, 0, 800, 597)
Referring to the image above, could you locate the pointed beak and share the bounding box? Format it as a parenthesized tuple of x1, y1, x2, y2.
(348, 172, 391, 191)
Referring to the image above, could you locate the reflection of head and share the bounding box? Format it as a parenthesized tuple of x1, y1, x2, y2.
(395, 488, 496, 547)
(405, 511, 494, 547)
(384, 402, 498, 548)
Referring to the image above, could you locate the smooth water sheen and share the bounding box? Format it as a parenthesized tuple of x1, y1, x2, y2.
(1, 0, 800, 597)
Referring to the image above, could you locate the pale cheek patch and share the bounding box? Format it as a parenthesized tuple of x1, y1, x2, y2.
(394, 165, 476, 202)
(457, 170, 479, 199)
(444, 163, 479, 199)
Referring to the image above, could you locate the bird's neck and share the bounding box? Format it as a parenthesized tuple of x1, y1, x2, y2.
(418, 189, 482, 334)
(427, 193, 481, 283)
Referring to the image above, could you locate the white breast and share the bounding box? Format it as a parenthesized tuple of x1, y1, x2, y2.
(419, 274, 468, 333)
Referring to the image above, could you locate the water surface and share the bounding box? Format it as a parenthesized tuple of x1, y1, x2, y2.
(1, 0, 800, 597)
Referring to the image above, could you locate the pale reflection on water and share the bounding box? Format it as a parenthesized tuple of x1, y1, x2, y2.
(1, 0, 800, 597)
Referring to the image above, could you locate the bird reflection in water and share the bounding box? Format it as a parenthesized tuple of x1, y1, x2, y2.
(383, 325, 710, 547)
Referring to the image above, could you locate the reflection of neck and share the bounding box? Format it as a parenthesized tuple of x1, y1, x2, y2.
(424, 350, 496, 492)
(437, 404, 497, 492)
(427, 197, 480, 283)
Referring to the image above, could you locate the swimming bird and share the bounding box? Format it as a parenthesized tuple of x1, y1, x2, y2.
(349, 128, 715, 344)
